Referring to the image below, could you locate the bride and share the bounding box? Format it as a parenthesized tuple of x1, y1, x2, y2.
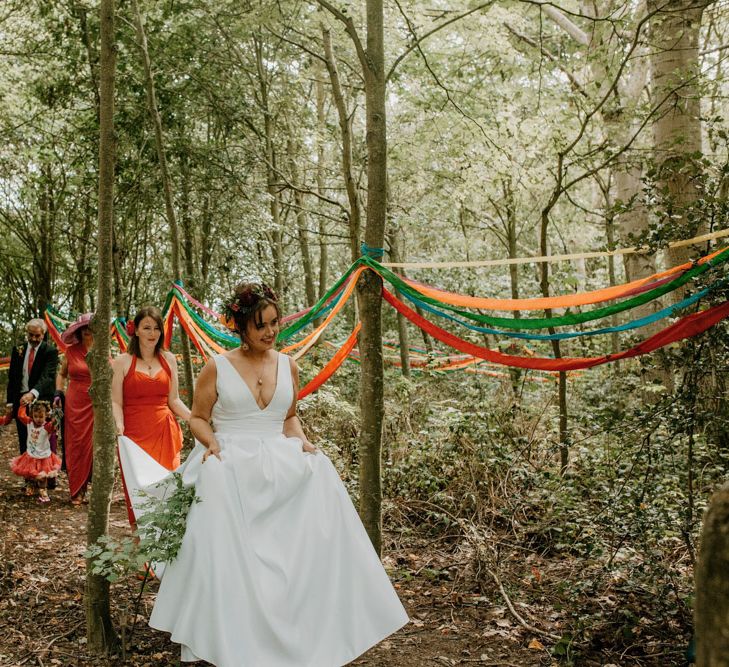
(118, 282, 408, 666)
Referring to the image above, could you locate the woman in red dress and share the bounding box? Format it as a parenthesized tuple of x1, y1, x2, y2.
(112, 306, 191, 524)
(56, 313, 95, 505)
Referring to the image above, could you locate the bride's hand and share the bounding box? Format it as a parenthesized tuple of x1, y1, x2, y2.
(302, 440, 318, 454)
(202, 439, 222, 463)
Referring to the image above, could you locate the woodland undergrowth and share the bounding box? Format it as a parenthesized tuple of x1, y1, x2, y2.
(297, 320, 729, 664)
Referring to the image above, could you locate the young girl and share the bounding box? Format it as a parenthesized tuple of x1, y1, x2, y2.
(8, 402, 62, 503)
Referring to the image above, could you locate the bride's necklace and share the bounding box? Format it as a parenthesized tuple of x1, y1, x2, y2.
(242, 350, 267, 387)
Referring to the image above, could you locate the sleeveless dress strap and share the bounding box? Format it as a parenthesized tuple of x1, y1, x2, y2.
(158, 353, 172, 377)
(213, 353, 231, 376)
(212, 354, 232, 392)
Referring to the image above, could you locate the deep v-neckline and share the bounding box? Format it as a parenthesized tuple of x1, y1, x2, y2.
(222, 352, 280, 412)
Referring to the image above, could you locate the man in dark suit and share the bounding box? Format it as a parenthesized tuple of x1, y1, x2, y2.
(6, 318, 59, 454)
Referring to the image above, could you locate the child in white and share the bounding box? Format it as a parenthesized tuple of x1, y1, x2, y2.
(8, 402, 61, 503)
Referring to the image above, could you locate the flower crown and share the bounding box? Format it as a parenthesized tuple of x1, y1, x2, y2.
(221, 283, 277, 331)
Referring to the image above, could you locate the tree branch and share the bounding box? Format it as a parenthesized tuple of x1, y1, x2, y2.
(386, 1, 495, 82)
(541, 4, 589, 45)
(504, 23, 589, 97)
(315, 0, 368, 72)
(390, 0, 501, 147)
(518, 0, 629, 22)
(701, 42, 729, 56)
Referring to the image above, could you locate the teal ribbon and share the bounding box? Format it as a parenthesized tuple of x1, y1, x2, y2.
(360, 242, 385, 259)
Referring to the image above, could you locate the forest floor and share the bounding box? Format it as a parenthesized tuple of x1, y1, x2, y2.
(0, 425, 688, 667)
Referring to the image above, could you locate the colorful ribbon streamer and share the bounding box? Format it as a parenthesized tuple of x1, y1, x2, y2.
(400, 282, 720, 341)
(396, 246, 726, 311)
(382, 287, 729, 371)
(42, 240, 729, 396)
(280, 267, 365, 355)
(362, 249, 729, 330)
(298, 324, 361, 399)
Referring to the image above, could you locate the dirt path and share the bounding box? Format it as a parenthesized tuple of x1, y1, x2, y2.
(0, 428, 550, 667)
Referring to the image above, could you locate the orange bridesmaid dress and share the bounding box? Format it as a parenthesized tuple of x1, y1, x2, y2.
(121, 354, 183, 524)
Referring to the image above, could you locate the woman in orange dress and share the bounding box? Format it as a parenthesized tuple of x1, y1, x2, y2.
(112, 306, 191, 524)
(56, 313, 95, 505)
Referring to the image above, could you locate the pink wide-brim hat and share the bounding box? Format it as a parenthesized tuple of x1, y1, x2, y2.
(61, 312, 95, 345)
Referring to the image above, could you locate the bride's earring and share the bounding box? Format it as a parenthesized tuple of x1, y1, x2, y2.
(241, 339, 249, 351)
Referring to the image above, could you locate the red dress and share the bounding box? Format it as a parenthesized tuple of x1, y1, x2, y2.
(65, 343, 94, 498)
(120, 354, 183, 524)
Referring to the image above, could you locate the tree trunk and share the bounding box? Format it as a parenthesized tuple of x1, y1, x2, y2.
(322, 26, 362, 264)
(355, 0, 387, 555)
(695, 481, 729, 666)
(132, 0, 194, 400)
(35, 169, 55, 315)
(200, 117, 214, 299)
(180, 148, 197, 296)
(85, 0, 119, 652)
(75, 2, 100, 116)
(586, 8, 657, 317)
(649, 0, 706, 280)
(111, 223, 125, 316)
(503, 179, 522, 391)
(73, 198, 95, 313)
(540, 206, 569, 474)
(539, 3, 656, 321)
(200, 189, 213, 298)
(73, 3, 100, 316)
(287, 138, 317, 308)
(605, 215, 620, 356)
(315, 66, 329, 323)
(318, 0, 388, 553)
(255, 37, 285, 301)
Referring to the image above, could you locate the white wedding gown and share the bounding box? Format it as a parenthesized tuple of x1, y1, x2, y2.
(117, 352, 408, 667)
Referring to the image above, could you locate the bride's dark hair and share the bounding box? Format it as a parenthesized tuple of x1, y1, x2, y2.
(224, 283, 280, 340)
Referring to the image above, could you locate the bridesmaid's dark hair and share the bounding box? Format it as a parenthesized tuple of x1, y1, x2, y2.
(225, 283, 281, 342)
(127, 306, 165, 358)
